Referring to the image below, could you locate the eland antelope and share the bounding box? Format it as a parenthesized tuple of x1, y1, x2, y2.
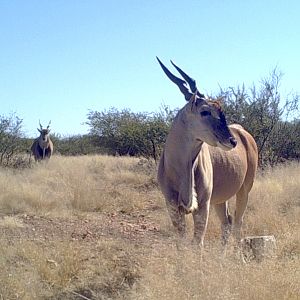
(31, 121, 53, 161)
(156, 58, 258, 248)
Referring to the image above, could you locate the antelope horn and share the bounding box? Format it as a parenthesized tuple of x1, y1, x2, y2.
(47, 120, 51, 129)
(171, 60, 205, 98)
(39, 120, 43, 130)
(156, 57, 193, 101)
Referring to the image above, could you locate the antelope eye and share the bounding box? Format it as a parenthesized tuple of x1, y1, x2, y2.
(200, 111, 211, 117)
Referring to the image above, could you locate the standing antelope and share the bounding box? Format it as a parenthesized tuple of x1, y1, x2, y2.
(157, 58, 258, 249)
(31, 121, 53, 161)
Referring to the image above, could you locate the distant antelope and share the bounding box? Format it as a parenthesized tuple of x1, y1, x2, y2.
(31, 121, 53, 161)
(156, 58, 258, 249)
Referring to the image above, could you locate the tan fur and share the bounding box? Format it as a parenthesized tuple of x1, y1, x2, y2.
(156, 58, 258, 247)
(158, 102, 258, 247)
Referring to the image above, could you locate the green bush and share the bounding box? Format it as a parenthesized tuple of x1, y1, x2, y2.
(0, 114, 31, 168)
(86, 106, 176, 161)
(220, 69, 299, 166)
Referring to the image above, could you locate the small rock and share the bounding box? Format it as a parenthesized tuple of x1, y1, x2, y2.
(241, 235, 276, 262)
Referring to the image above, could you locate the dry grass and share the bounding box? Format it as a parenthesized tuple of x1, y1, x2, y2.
(134, 243, 299, 300)
(0, 155, 158, 215)
(0, 155, 299, 299)
(0, 216, 24, 228)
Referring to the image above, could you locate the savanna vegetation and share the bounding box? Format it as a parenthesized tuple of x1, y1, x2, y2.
(1, 69, 299, 168)
(0, 70, 299, 299)
(0, 155, 299, 299)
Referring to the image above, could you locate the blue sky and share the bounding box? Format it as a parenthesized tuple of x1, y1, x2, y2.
(0, 1, 299, 137)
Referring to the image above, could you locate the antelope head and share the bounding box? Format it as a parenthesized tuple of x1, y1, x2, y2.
(157, 57, 237, 150)
(38, 120, 51, 142)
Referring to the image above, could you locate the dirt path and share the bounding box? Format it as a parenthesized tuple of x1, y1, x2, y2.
(1, 211, 164, 244)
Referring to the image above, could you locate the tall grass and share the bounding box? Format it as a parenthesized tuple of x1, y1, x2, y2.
(0, 155, 299, 299)
(0, 155, 158, 215)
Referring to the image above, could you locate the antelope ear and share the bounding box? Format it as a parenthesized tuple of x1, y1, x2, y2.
(187, 93, 198, 112)
(37, 128, 42, 133)
(188, 91, 197, 105)
(188, 90, 205, 107)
